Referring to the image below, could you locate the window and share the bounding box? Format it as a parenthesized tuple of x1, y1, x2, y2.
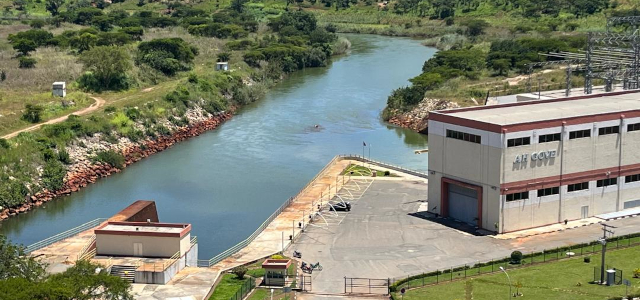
(598, 125, 619, 136)
(567, 182, 589, 192)
(569, 129, 591, 139)
(506, 191, 529, 202)
(446, 129, 481, 144)
(625, 174, 640, 183)
(537, 187, 559, 197)
(539, 133, 561, 143)
(628, 123, 640, 132)
(597, 178, 617, 187)
(507, 137, 531, 147)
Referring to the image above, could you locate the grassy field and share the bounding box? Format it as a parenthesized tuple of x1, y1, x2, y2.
(208, 274, 253, 300)
(394, 245, 640, 300)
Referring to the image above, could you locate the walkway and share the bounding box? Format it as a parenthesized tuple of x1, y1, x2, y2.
(2, 96, 105, 139)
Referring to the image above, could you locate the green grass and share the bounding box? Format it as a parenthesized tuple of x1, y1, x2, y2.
(208, 274, 252, 300)
(341, 163, 397, 177)
(394, 245, 640, 300)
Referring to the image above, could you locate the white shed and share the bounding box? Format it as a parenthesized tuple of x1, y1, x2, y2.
(215, 62, 229, 71)
(52, 82, 66, 97)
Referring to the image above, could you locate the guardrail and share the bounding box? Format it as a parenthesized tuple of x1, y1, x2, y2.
(340, 155, 429, 179)
(76, 234, 97, 261)
(197, 156, 343, 268)
(25, 218, 107, 254)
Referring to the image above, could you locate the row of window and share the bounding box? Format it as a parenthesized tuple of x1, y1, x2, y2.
(446, 129, 481, 144)
(506, 123, 640, 148)
(505, 174, 640, 201)
(447, 122, 640, 148)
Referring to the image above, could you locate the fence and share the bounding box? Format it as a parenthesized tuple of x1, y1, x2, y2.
(345, 277, 390, 295)
(197, 156, 343, 267)
(25, 218, 107, 254)
(229, 278, 255, 300)
(340, 155, 429, 179)
(389, 232, 640, 293)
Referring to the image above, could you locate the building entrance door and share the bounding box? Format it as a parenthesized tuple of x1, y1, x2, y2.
(134, 243, 143, 257)
(448, 184, 479, 226)
(581, 206, 589, 219)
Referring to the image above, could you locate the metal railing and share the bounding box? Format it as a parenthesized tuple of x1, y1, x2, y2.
(190, 236, 198, 248)
(25, 218, 107, 253)
(76, 234, 96, 261)
(78, 248, 97, 261)
(137, 250, 182, 272)
(197, 156, 343, 268)
(340, 155, 429, 179)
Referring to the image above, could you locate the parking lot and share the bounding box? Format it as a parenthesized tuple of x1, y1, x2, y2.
(288, 177, 640, 295)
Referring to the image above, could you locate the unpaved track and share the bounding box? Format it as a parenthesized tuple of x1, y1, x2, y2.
(1, 96, 105, 139)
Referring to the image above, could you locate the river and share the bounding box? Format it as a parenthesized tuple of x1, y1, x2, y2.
(0, 34, 435, 259)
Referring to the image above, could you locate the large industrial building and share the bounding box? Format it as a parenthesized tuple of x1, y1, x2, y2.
(427, 91, 640, 233)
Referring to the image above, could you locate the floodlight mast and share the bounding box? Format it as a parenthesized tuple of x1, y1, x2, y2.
(599, 223, 616, 284)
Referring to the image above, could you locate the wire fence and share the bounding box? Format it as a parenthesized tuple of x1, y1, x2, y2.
(389, 232, 640, 293)
(25, 218, 107, 254)
(340, 155, 429, 179)
(229, 278, 255, 300)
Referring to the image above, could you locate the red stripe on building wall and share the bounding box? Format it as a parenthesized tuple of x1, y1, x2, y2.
(500, 163, 640, 194)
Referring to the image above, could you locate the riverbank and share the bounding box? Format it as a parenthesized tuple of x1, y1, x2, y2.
(0, 108, 233, 221)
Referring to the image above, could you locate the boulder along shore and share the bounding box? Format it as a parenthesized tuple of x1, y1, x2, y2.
(0, 110, 233, 221)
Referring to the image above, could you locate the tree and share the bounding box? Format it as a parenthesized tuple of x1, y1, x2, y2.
(45, 0, 64, 16)
(230, 0, 248, 13)
(79, 46, 132, 90)
(22, 104, 43, 123)
(92, 15, 114, 31)
(0, 237, 133, 300)
(70, 32, 98, 52)
(136, 38, 198, 76)
(464, 19, 489, 37)
(232, 266, 247, 279)
(0, 236, 46, 282)
(12, 39, 37, 56)
(30, 19, 45, 29)
(490, 58, 510, 76)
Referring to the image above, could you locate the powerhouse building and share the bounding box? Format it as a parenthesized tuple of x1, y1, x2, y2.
(427, 91, 640, 233)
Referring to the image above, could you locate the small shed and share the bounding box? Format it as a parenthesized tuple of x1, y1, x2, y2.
(215, 62, 229, 71)
(262, 259, 292, 286)
(52, 82, 66, 97)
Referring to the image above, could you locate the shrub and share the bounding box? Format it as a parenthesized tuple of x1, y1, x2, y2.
(30, 19, 46, 28)
(271, 254, 284, 259)
(42, 160, 66, 191)
(19, 57, 37, 69)
(22, 104, 44, 123)
(510, 250, 523, 264)
(232, 266, 247, 279)
(58, 148, 71, 164)
(95, 150, 125, 168)
(384, 170, 390, 176)
(0, 138, 9, 149)
(584, 256, 591, 263)
(633, 268, 640, 278)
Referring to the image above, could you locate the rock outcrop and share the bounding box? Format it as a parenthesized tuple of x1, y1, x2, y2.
(388, 98, 460, 133)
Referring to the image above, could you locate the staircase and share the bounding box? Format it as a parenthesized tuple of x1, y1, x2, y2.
(110, 265, 136, 283)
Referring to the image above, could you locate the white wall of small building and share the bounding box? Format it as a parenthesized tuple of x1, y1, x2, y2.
(96, 233, 190, 258)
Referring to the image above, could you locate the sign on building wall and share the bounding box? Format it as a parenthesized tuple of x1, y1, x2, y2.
(514, 150, 557, 164)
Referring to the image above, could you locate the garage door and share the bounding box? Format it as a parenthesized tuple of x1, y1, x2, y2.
(448, 184, 478, 226)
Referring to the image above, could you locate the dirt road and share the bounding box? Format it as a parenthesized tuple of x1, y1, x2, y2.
(1, 96, 105, 139)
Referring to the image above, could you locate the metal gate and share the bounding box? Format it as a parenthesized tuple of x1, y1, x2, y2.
(344, 277, 390, 294)
(448, 184, 478, 226)
(298, 275, 312, 292)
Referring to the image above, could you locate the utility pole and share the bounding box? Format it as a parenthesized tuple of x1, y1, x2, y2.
(599, 223, 616, 284)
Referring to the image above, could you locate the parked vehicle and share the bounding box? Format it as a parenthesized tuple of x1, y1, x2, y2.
(301, 262, 313, 274)
(293, 250, 302, 258)
(310, 262, 323, 271)
(329, 201, 351, 212)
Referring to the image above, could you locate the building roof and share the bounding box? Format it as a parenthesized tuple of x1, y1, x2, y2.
(262, 259, 292, 269)
(431, 90, 640, 132)
(95, 221, 191, 238)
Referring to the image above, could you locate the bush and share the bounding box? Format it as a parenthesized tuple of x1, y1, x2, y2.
(58, 148, 71, 164)
(22, 104, 44, 123)
(232, 266, 247, 279)
(42, 160, 66, 191)
(510, 250, 523, 264)
(384, 170, 390, 176)
(30, 19, 46, 28)
(271, 254, 284, 259)
(19, 57, 37, 69)
(95, 150, 125, 168)
(633, 268, 640, 278)
(584, 256, 591, 263)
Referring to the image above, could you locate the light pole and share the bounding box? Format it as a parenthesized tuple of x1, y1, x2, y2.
(499, 266, 512, 299)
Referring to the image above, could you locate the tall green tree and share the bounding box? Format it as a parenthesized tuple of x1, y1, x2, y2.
(45, 0, 64, 16)
(79, 46, 132, 90)
(0, 236, 46, 282)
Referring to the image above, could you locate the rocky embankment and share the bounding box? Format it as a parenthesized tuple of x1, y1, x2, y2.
(388, 98, 460, 133)
(0, 107, 233, 221)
